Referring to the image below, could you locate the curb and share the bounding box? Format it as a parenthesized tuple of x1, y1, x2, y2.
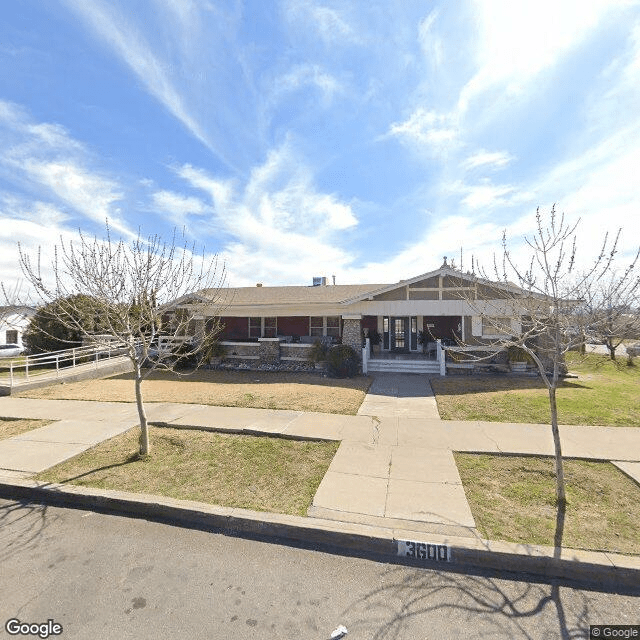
(1, 478, 638, 591)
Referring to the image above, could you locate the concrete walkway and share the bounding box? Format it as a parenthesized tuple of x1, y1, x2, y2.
(1, 376, 639, 538)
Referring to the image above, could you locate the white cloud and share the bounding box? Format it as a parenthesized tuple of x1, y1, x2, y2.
(175, 143, 359, 285)
(418, 10, 443, 68)
(458, 0, 625, 114)
(388, 108, 458, 154)
(284, 0, 356, 44)
(62, 0, 217, 158)
(273, 64, 343, 105)
(151, 190, 208, 229)
(21, 159, 122, 226)
(462, 150, 514, 171)
(0, 100, 131, 236)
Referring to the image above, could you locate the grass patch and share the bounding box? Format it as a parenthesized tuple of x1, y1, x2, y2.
(455, 453, 640, 555)
(17, 369, 372, 415)
(431, 352, 640, 426)
(35, 426, 339, 516)
(0, 417, 51, 440)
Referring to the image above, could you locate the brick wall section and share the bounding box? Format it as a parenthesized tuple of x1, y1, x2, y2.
(218, 316, 248, 340)
(258, 338, 280, 364)
(277, 316, 310, 337)
(341, 318, 362, 360)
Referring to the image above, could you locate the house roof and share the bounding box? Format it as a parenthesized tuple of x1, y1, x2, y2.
(198, 284, 389, 307)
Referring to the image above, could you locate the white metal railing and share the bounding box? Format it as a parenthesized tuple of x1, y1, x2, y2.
(2, 341, 131, 388)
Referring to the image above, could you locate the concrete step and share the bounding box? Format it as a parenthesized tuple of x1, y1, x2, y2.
(367, 359, 440, 374)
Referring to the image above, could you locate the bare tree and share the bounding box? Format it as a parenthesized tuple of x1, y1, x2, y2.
(576, 259, 640, 360)
(17, 225, 227, 456)
(458, 206, 638, 506)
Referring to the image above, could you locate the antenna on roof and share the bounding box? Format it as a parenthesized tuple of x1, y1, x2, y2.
(460, 247, 463, 272)
(332, 275, 336, 285)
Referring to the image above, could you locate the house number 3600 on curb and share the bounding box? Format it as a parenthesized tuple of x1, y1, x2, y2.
(397, 540, 451, 562)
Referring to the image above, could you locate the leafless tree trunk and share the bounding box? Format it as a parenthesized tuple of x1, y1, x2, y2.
(14, 224, 228, 456)
(457, 206, 638, 506)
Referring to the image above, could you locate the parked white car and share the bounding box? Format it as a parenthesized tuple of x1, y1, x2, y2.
(0, 343, 24, 358)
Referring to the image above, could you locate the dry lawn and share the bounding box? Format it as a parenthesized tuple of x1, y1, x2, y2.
(36, 425, 339, 516)
(0, 417, 51, 440)
(17, 369, 372, 415)
(455, 453, 640, 556)
(431, 353, 640, 426)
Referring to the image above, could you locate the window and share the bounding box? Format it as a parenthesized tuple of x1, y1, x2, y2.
(383, 316, 389, 350)
(264, 317, 277, 338)
(249, 317, 261, 338)
(326, 316, 340, 337)
(310, 316, 324, 337)
(482, 317, 512, 337)
(410, 317, 417, 350)
(6, 330, 18, 344)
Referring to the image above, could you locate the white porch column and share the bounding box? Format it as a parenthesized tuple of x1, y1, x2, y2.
(362, 338, 370, 374)
(437, 339, 446, 376)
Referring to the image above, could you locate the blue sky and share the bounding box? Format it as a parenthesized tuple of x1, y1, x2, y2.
(1, 0, 639, 289)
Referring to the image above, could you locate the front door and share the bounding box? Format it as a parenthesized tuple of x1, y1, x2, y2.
(390, 317, 409, 352)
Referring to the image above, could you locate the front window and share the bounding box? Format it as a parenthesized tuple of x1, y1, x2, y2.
(249, 317, 261, 338)
(310, 316, 324, 337)
(264, 317, 277, 338)
(326, 316, 340, 337)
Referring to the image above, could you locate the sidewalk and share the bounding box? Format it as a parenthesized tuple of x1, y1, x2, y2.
(2, 378, 639, 529)
(0, 376, 639, 586)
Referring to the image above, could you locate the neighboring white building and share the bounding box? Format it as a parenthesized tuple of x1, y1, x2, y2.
(0, 306, 37, 348)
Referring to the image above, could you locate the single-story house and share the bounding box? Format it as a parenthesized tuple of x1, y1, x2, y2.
(0, 305, 37, 349)
(176, 259, 532, 373)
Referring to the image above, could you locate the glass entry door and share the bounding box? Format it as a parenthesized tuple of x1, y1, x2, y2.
(390, 317, 409, 352)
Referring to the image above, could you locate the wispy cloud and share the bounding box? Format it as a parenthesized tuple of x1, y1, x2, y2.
(62, 0, 226, 163)
(387, 108, 459, 154)
(462, 150, 514, 171)
(151, 190, 208, 229)
(458, 0, 621, 115)
(272, 63, 343, 105)
(0, 100, 130, 235)
(174, 143, 358, 285)
(283, 0, 356, 45)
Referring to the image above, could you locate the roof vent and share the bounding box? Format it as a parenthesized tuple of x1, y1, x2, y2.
(312, 277, 327, 287)
(256, 283, 263, 287)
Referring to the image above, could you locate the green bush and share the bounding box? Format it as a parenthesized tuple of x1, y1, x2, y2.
(507, 346, 535, 364)
(326, 344, 359, 378)
(308, 340, 328, 364)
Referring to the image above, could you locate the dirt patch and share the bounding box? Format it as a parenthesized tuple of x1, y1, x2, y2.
(17, 369, 373, 415)
(0, 417, 52, 440)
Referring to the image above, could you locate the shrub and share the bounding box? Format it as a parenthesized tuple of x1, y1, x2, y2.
(507, 346, 535, 364)
(326, 344, 359, 378)
(309, 340, 328, 364)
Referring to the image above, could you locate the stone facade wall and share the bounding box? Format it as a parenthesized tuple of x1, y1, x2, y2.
(341, 318, 362, 359)
(280, 343, 313, 361)
(258, 338, 280, 364)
